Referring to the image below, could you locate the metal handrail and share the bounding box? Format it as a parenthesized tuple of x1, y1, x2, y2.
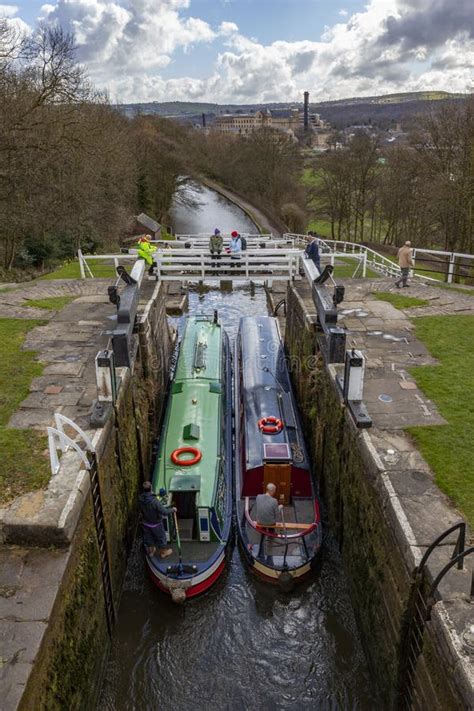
(284, 234, 402, 278)
(416, 521, 467, 575)
(428, 548, 474, 607)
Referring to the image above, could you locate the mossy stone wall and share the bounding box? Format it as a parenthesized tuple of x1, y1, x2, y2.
(285, 284, 465, 710)
(19, 284, 173, 710)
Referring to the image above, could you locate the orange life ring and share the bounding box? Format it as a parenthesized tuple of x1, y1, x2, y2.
(258, 416, 283, 435)
(171, 447, 202, 466)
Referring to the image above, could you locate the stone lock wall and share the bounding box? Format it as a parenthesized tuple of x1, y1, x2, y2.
(18, 283, 173, 710)
(284, 285, 468, 710)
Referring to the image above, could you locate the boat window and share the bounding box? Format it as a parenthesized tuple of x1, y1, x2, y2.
(280, 391, 297, 429)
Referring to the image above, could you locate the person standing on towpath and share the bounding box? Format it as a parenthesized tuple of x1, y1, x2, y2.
(139, 481, 176, 559)
(394, 240, 414, 288)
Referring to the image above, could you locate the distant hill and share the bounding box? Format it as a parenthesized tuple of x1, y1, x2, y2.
(120, 91, 470, 130)
(313, 91, 466, 107)
(311, 91, 469, 129)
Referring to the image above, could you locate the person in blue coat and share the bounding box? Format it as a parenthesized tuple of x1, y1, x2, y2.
(305, 235, 320, 272)
(229, 230, 242, 258)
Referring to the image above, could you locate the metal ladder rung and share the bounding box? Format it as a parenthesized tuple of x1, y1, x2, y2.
(95, 518, 105, 534)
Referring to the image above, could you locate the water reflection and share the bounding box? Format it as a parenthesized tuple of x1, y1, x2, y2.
(170, 181, 257, 235)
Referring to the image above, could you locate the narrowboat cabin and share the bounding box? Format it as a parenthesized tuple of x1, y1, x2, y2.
(147, 314, 233, 600)
(235, 316, 322, 587)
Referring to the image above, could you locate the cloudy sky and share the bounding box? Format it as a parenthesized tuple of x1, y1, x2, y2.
(3, 0, 474, 103)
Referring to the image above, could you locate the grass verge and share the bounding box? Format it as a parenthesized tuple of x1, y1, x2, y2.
(39, 259, 116, 280)
(374, 292, 429, 309)
(407, 315, 474, 526)
(25, 296, 74, 311)
(326, 256, 381, 279)
(0, 318, 50, 503)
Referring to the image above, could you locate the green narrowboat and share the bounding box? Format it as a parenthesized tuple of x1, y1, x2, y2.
(146, 314, 233, 599)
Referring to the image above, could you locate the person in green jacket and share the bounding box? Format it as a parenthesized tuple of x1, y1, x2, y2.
(209, 228, 223, 268)
(136, 235, 156, 275)
(209, 227, 224, 267)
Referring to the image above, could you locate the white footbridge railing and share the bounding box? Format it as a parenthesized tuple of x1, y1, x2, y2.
(78, 233, 301, 282)
(77, 233, 474, 285)
(285, 234, 474, 284)
(285, 234, 402, 279)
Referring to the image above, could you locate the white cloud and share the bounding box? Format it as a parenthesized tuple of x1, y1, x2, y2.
(23, 0, 474, 102)
(218, 20, 238, 36)
(0, 4, 18, 17)
(0, 3, 30, 35)
(39, 0, 216, 80)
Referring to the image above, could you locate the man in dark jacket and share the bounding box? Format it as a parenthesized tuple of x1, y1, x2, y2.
(138, 481, 177, 558)
(304, 235, 321, 272)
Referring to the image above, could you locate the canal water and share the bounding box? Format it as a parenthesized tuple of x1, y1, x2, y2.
(169, 181, 257, 235)
(99, 186, 376, 710)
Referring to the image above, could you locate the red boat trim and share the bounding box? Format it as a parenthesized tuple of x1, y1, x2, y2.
(244, 497, 319, 540)
(148, 558, 226, 598)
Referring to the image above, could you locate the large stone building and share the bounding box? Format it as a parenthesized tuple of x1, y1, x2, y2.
(213, 109, 272, 135)
(213, 107, 327, 136)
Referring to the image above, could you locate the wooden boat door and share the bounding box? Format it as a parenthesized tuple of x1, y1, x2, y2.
(263, 462, 291, 505)
(262, 443, 292, 505)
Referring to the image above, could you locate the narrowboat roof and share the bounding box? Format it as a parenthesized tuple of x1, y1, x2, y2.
(174, 316, 223, 383)
(153, 317, 224, 508)
(239, 316, 310, 471)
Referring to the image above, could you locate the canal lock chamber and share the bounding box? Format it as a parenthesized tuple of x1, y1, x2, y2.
(98, 284, 379, 711)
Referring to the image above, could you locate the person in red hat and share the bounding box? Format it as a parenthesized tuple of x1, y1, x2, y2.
(229, 231, 242, 264)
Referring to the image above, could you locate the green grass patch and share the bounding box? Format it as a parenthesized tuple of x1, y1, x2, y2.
(0, 318, 50, 503)
(306, 218, 333, 237)
(24, 296, 74, 311)
(407, 315, 474, 526)
(39, 261, 81, 280)
(301, 167, 323, 187)
(414, 268, 445, 281)
(39, 259, 116, 280)
(323, 257, 381, 279)
(373, 292, 429, 309)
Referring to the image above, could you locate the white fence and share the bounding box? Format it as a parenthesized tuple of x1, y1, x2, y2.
(174, 232, 272, 241)
(412, 247, 474, 284)
(285, 234, 402, 278)
(78, 242, 302, 282)
(153, 247, 302, 281)
(285, 234, 474, 284)
(78, 237, 474, 285)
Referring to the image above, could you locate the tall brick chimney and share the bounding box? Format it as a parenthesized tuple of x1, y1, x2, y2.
(303, 91, 309, 130)
(202, 112, 206, 128)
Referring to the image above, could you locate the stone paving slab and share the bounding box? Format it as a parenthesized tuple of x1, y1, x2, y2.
(0, 277, 171, 710)
(1, 294, 114, 431)
(0, 545, 70, 711)
(295, 276, 473, 700)
(0, 279, 114, 319)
